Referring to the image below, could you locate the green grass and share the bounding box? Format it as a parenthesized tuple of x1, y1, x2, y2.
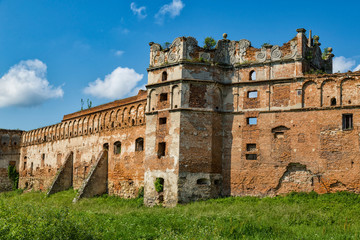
(1, 190, 360, 239)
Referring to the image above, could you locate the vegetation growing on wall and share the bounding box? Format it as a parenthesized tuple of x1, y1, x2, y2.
(7, 165, 19, 190)
(154, 178, 164, 193)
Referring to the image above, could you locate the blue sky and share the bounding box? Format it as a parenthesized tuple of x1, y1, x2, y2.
(0, 0, 359, 130)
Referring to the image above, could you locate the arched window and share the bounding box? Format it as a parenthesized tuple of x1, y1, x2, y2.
(114, 141, 121, 155)
(135, 138, 144, 152)
(250, 70, 256, 80)
(331, 97, 336, 106)
(103, 143, 109, 150)
(162, 71, 167, 81)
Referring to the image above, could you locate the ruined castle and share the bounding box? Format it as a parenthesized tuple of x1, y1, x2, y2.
(1, 28, 359, 207)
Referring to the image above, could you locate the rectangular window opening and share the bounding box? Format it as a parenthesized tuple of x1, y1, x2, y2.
(160, 93, 168, 102)
(159, 117, 167, 125)
(246, 144, 256, 152)
(248, 91, 258, 98)
(246, 154, 257, 160)
(247, 117, 257, 125)
(158, 142, 166, 158)
(342, 114, 353, 130)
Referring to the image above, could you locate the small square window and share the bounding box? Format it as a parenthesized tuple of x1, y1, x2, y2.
(342, 114, 353, 130)
(246, 144, 256, 151)
(159, 117, 167, 125)
(247, 117, 257, 125)
(160, 93, 168, 102)
(248, 91, 258, 98)
(246, 154, 257, 160)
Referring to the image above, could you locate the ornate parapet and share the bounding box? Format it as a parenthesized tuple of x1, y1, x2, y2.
(148, 30, 318, 69)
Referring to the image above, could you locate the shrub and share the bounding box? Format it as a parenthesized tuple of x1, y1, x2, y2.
(203, 37, 216, 50)
(154, 178, 164, 193)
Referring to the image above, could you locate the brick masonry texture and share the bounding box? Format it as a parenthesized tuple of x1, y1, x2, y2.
(3, 28, 360, 206)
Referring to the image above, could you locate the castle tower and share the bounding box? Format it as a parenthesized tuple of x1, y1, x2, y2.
(143, 29, 334, 206)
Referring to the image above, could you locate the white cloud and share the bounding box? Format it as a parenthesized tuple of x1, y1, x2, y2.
(333, 56, 356, 73)
(0, 59, 63, 108)
(130, 2, 147, 19)
(83, 67, 144, 100)
(114, 50, 124, 56)
(155, 0, 184, 24)
(354, 64, 360, 72)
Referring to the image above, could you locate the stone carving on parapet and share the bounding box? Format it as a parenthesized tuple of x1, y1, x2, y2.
(238, 39, 251, 63)
(255, 47, 267, 62)
(228, 41, 238, 64)
(284, 41, 298, 59)
(199, 52, 211, 61)
(215, 40, 230, 64)
(271, 45, 282, 61)
(167, 37, 182, 63)
(185, 37, 198, 60)
(150, 43, 165, 66)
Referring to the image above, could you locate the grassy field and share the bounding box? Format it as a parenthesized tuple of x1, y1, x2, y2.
(0, 190, 360, 239)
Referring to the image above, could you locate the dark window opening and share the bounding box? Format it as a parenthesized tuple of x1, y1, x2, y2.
(23, 157, 27, 170)
(250, 70, 256, 80)
(135, 138, 144, 151)
(159, 117, 167, 125)
(132, 119, 135, 125)
(160, 93, 168, 102)
(103, 143, 109, 150)
(248, 91, 258, 98)
(114, 141, 121, 155)
(162, 71, 168, 81)
(158, 142, 166, 158)
(342, 114, 353, 130)
(197, 178, 209, 185)
(246, 154, 257, 160)
(214, 179, 221, 185)
(331, 97, 336, 106)
(41, 154, 45, 167)
(247, 117, 257, 125)
(246, 144, 256, 151)
(174, 105, 178, 108)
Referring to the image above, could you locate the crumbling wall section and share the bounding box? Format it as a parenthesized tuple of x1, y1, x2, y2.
(0, 129, 23, 192)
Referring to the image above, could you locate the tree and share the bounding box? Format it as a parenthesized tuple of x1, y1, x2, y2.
(87, 99, 92, 109)
(203, 37, 216, 50)
(162, 42, 171, 49)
